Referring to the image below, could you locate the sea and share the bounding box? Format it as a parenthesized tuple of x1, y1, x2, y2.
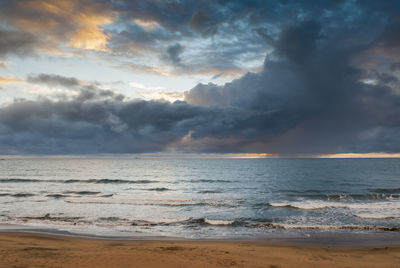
(0, 157, 399, 239)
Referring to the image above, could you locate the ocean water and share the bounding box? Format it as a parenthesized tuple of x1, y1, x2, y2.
(0, 157, 399, 238)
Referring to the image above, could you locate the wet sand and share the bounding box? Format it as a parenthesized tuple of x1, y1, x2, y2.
(0, 232, 400, 267)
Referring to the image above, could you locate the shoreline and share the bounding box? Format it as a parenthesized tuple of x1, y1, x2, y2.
(1, 231, 400, 267)
(1, 223, 400, 246)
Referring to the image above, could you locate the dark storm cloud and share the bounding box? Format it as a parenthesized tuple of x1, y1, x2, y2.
(105, 0, 296, 71)
(183, 11, 400, 155)
(0, 86, 206, 154)
(189, 10, 220, 37)
(0, 0, 351, 73)
(391, 62, 400, 71)
(109, 22, 176, 51)
(0, 80, 298, 154)
(107, 0, 356, 72)
(2, 0, 400, 155)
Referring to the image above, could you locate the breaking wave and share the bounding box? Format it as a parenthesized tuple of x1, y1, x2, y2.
(64, 200, 236, 207)
(4, 214, 399, 232)
(268, 201, 400, 210)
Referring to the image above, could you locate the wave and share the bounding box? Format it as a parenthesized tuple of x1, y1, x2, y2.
(11, 216, 240, 227)
(19, 213, 83, 223)
(166, 201, 235, 207)
(4, 211, 400, 232)
(197, 190, 222, 194)
(294, 193, 400, 200)
(0, 193, 35, 198)
(325, 193, 400, 200)
(280, 189, 323, 194)
(146, 187, 170, 192)
(9, 214, 400, 232)
(268, 200, 400, 210)
(46, 194, 70, 199)
(65, 200, 236, 207)
(63, 179, 158, 184)
(353, 213, 400, 219)
(46, 192, 113, 199)
(0, 178, 159, 184)
(98, 217, 237, 226)
(98, 216, 131, 222)
(203, 219, 235, 225)
(64, 191, 101, 195)
(189, 179, 232, 183)
(371, 188, 400, 194)
(12, 193, 35, 198)
(268, 201, 334, 209)
(0, 178, 43, 183)
(268, 223, 400, 232)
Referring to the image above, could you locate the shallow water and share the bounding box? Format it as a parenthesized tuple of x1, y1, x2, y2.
(0, 158, 399, 238)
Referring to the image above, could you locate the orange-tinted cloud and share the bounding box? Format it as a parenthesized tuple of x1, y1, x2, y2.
(1, 0, 115, 53)
(0, 76, 25, 85)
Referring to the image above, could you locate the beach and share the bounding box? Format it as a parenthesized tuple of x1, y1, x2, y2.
(0, 232, 399, 268)
(2, 0, 400, 266)
(1, 158, 399, 267)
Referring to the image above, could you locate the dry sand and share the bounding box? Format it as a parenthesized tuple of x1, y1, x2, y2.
(0, 232, 399, 267)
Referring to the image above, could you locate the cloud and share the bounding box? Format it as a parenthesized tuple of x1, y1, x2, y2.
(0, 0, 115, 53)
(0, 87, 202, 154)
(189, 10, 220, 37)
(163, 43, 185, 67)
(0, 61, 10, 69)
(113, 61, 172, 76)
(27, 74, 80, 88)
(390, 62, 400, 71)
(2, 1, 400, 155)
(0, 29, 38, 57)
(24, 73, 126, 101)
(0, 70, 292, 154)
(183, 15, 400, 155)
(139, 91, 184, 102)
(0, 0, 275, 74)
(0, 0, 335, 76)
(0, 76, 26, 85)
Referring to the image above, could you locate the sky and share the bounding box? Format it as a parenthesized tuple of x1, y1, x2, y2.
(0, 0, 400, 156)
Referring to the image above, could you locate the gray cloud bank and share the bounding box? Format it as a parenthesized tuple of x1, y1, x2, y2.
(1, 0, 400, 155)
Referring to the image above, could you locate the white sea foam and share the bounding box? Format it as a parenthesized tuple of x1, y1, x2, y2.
(204, 219, 235, 225)
(270, 223, 400, 231)
(65, 199, 234, 207)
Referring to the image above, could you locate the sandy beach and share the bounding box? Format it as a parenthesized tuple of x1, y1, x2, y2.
(0, 232, 399, 267)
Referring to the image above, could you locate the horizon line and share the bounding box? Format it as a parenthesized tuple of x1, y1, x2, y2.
(1, 152, 400, 159)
